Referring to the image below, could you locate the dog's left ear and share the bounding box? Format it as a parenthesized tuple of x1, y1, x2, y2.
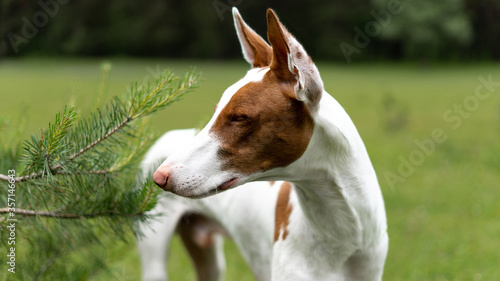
(267, 9, 324, 109)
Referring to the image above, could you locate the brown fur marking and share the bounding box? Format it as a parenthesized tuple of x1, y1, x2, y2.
(177, 213, 228, 281)
(210, 71, 314, 175)
(274, 181, 293, 242)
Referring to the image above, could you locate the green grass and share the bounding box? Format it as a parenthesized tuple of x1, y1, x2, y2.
(1, 58, 499, 280)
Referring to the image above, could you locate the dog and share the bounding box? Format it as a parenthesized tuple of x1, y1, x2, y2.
(137, 8, 388, 281)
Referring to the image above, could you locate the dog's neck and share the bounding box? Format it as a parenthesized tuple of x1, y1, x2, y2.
(276, 92, 387, 249)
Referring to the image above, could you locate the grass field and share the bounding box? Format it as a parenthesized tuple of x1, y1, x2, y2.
(1, 58, 499, 280)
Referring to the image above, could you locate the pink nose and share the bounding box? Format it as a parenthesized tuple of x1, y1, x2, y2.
(153, 165, 172, 191)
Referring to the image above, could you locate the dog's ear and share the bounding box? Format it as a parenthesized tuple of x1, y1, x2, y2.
(233, 8, 272, 68)
(267, 9, 323, 109)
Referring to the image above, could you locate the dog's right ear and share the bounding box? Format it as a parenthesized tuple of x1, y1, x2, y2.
(232, 8, 272, 68)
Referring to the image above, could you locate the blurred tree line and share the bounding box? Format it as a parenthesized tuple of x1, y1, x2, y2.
(0, 0, 499, 62)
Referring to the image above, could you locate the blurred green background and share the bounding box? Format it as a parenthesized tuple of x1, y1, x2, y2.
(1, 0, 500, 61)
(1, 0, 500, 280)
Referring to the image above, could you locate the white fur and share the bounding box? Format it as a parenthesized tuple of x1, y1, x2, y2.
(264, 92, 388, 280)
(138, 92, 388, 281)
(137, 129, 277, 281)
(138, 8, 387, 281)
(157, 68, 269, 198)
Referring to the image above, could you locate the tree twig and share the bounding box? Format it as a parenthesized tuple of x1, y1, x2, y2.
(0, 169, 112, 183)
(68, 117, 130, 161)
(0, 71, 196, 184)
(0, 108, 131, 184)
(0, 208, 143, 219)
(0, 172, 41, 182)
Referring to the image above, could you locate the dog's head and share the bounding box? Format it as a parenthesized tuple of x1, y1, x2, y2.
(153, 8, 324, 198)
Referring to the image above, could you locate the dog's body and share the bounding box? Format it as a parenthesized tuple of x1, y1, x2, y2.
(137, 8, 388, 281)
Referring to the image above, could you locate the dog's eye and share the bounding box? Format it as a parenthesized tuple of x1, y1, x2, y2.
(231, 114, 251, 123)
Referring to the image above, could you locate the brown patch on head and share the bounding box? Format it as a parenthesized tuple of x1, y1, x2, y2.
(209, 70, 314, 175)
(274, 182, 293, 242)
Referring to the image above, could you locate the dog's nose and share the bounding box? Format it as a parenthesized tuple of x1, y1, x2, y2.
(153, 165, 172, 191)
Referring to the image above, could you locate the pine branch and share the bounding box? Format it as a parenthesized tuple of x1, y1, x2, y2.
(0, 169, 111, 182)
(43, 106, 77, 157)
(0, 66, 199, 280)
(0, 208, 145, 219)
(137, 180, 162, 213)
(0, 170, 44, 182)
(0, 68, 199, 183)
(67, 117, 130, 162)
(0, 174, 14, 181)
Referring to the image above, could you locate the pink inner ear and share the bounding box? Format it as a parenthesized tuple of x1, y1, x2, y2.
(293, 66, 302, 90)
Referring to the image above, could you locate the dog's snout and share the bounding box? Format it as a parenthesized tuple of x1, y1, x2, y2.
(153, 165, 172, 191)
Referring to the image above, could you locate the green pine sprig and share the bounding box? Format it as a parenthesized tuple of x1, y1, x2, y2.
(0, 66, 200, 280)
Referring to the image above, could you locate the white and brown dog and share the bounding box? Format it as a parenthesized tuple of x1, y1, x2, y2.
(137, 8, 388, 281)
